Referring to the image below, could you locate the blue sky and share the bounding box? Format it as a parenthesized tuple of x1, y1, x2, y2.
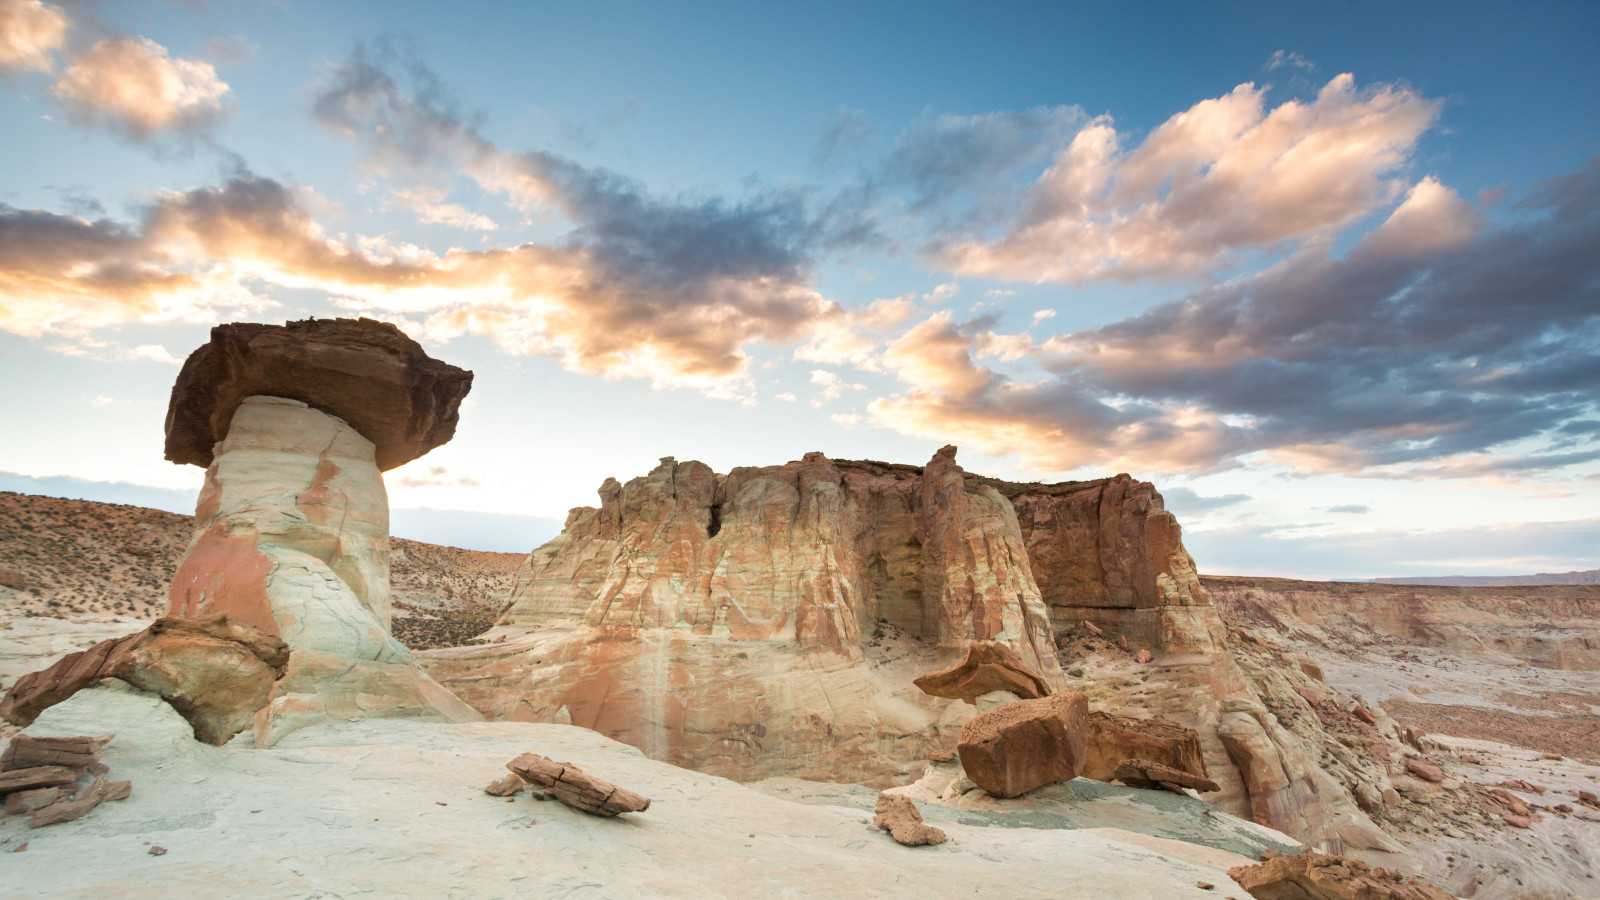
(1, 0, 1596, 576)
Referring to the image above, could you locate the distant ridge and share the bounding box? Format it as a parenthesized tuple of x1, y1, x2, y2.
(1373, 568, 1600, 586)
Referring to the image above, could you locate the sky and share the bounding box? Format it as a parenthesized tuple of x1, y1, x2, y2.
(0, 0, 1596, 577)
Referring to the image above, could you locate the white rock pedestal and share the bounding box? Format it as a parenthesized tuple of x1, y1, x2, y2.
(167, 396, 480, 744)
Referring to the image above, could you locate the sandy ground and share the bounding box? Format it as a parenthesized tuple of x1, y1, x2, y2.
(0, 685, 1285, 900)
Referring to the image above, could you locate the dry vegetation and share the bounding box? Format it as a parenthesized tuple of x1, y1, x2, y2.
(0, 491, 525, 650)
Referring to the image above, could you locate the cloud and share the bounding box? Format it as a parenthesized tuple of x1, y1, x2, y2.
(394, 464, 480, 488)
(1186, 517, 1600, 580)
(867, 158, 1600, 480)
(1325, 504, 1369, 514)
(50, 36, 231, 141)
(1266, 50, 1316, 72)
(882, 105, 1085, 216)
(304, 43, 883, 393)
(1161, 487, 1252, 512)
(809, 369, 864, 407)
(0, 0, 66, 78)
(929, 74, 1440, 283)
(813, 106, 874, 166)
(386, 187, 497, 231)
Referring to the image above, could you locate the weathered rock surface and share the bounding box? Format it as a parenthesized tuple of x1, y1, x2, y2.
(873, 792, 947, 846)
(0, 765, 79, 793)
(164, 317, 473, 472)
(28, 775, 131, 827)
(505, 752, 650, 816)
(1, 615, 288, 744)
(1, 734, 112, 770)
(483, 773, 524, 797)
(913, 640, 1051, 704)
(1228, 852, 1455, 899)
(1083, 711, 1209, 784)
(958, 692, 1089, 798)
(1112, 759, 1222, 794)
(166, 397, 479, 744)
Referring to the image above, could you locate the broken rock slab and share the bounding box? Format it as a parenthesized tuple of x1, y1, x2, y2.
(873, 793, 947, 846)
(0, 734, 113, 770)
(505, 753, 650, 817)
(957, 691, 1089, 799)
(1082, 711, 1210, 785)
(1228, 852, 1456, 899)
(1112, 759, 1222, 795)
(29, 776, 132, 828)
(912, 641, 1051, 705)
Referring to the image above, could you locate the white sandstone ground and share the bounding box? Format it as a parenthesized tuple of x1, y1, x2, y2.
(0, 684, 1290, 900)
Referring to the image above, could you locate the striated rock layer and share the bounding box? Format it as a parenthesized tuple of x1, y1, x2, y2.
(423, 446, 1390, 854)
(168, 397, 478, 743)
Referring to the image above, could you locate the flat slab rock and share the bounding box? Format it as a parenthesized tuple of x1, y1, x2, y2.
(1, 734, 113, 771)
(913, 641, 1052, 705)
(164, 317, 473, 472)
(505, 753, 650, 817)
(1113, 759, 1222, 795)
(1229, 852, 1456, 900)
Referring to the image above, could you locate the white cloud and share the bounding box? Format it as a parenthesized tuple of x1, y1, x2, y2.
(0, 0, 65, 78)
(809, 369, 865, 408)
(51, 36, 231, 140)
(387, 187, 498, 231)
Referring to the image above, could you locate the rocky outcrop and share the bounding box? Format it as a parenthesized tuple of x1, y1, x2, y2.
(957, 692, 1089, 798)
(1111, 759, 1221, 794)
(505, 753, 650, 816)
(1083, 711, 1209, 784)
(164, 317, 473, 472)
(912, 641, 1051, 704)
(873, 793, 947, 846)
(163, 319, 481, 744)
(1, 615, 289, 744)
(1229, 852, 1455, 900)
(0, 733, 131, 829)
(1006, 475, 1226, 654)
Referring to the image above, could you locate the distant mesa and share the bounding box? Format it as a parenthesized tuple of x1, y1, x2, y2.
(164, 317, 473, 472)
(1372, 569, 1600, 587)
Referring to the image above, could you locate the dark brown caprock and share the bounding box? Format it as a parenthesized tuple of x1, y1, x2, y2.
(505, 753, 650, 817)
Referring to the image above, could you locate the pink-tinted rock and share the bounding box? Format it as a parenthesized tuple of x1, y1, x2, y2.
(1082, 711, 1209, 784)
(913, 641, 1051, 704)
(957, 691, 1089, 799)
(1229, 851, 1456, 899)
(164, 317, 472, 472)
(1404, 758, 1445, 783)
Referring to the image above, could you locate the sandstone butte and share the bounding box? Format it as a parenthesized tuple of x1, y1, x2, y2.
(420, 445, 1398, 854)
(160, 318, 481, 743)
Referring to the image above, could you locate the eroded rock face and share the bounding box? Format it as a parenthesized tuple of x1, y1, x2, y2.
(1, 615, 288, 744)
(167, 398, 478, 743)
(164, 317, 473, 472)
(1008, 475, 1226, 654)
(957, 692, 1089, 798)
(913, 641, 1051, 704)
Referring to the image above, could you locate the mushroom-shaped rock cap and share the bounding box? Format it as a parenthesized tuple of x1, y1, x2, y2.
(164, 317, 473, 471)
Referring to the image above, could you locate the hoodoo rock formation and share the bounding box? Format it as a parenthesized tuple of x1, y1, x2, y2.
(421, 446, 1394, 854)
(162, 318, 480, 743)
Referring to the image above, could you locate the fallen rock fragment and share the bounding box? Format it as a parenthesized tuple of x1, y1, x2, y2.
(929, 749, 956, 763)
(0, 734, 113, 770)
(0, 614, 289, 745)
(1577, 790, 1599, 810)
(0, 766, 80, 794)
(1501, 813, 1531, 829)
(1351, 706, 1376, 726)
(484, 774, 524, 797)
(912, 641, 1051, 704)
(958, 691, 1088, 799)
(872, 793, 947, 846)
(4, 787, 63, 815)
(29, 777, 131, 827)
(1112, 758, 1222, 794)
(1404, 758, 1444, 783)
(1229, 851, 1456, 899)
(1135, 649, 1152, 664)
(505, 753, 649, 817)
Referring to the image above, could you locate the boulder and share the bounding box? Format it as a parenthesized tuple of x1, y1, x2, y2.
(1082, 711, 1209, 784)
(505, 753, 650, 817)
(0, 766, 80, 794)
(0, 615, 289, 745)
(913, 641, 1051, 704)
(957, 692, 1089, 799)
(164, 317, 473, 472)
(1404, 758, 1444, 783)
(1228, 852, 1456, 899)
(873, 793, 947, 846)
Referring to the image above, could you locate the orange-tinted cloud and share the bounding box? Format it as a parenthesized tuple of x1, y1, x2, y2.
(0, 0, 65, 78)
(930, 75, 1439, 283)
(50, 36, 231, 140)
